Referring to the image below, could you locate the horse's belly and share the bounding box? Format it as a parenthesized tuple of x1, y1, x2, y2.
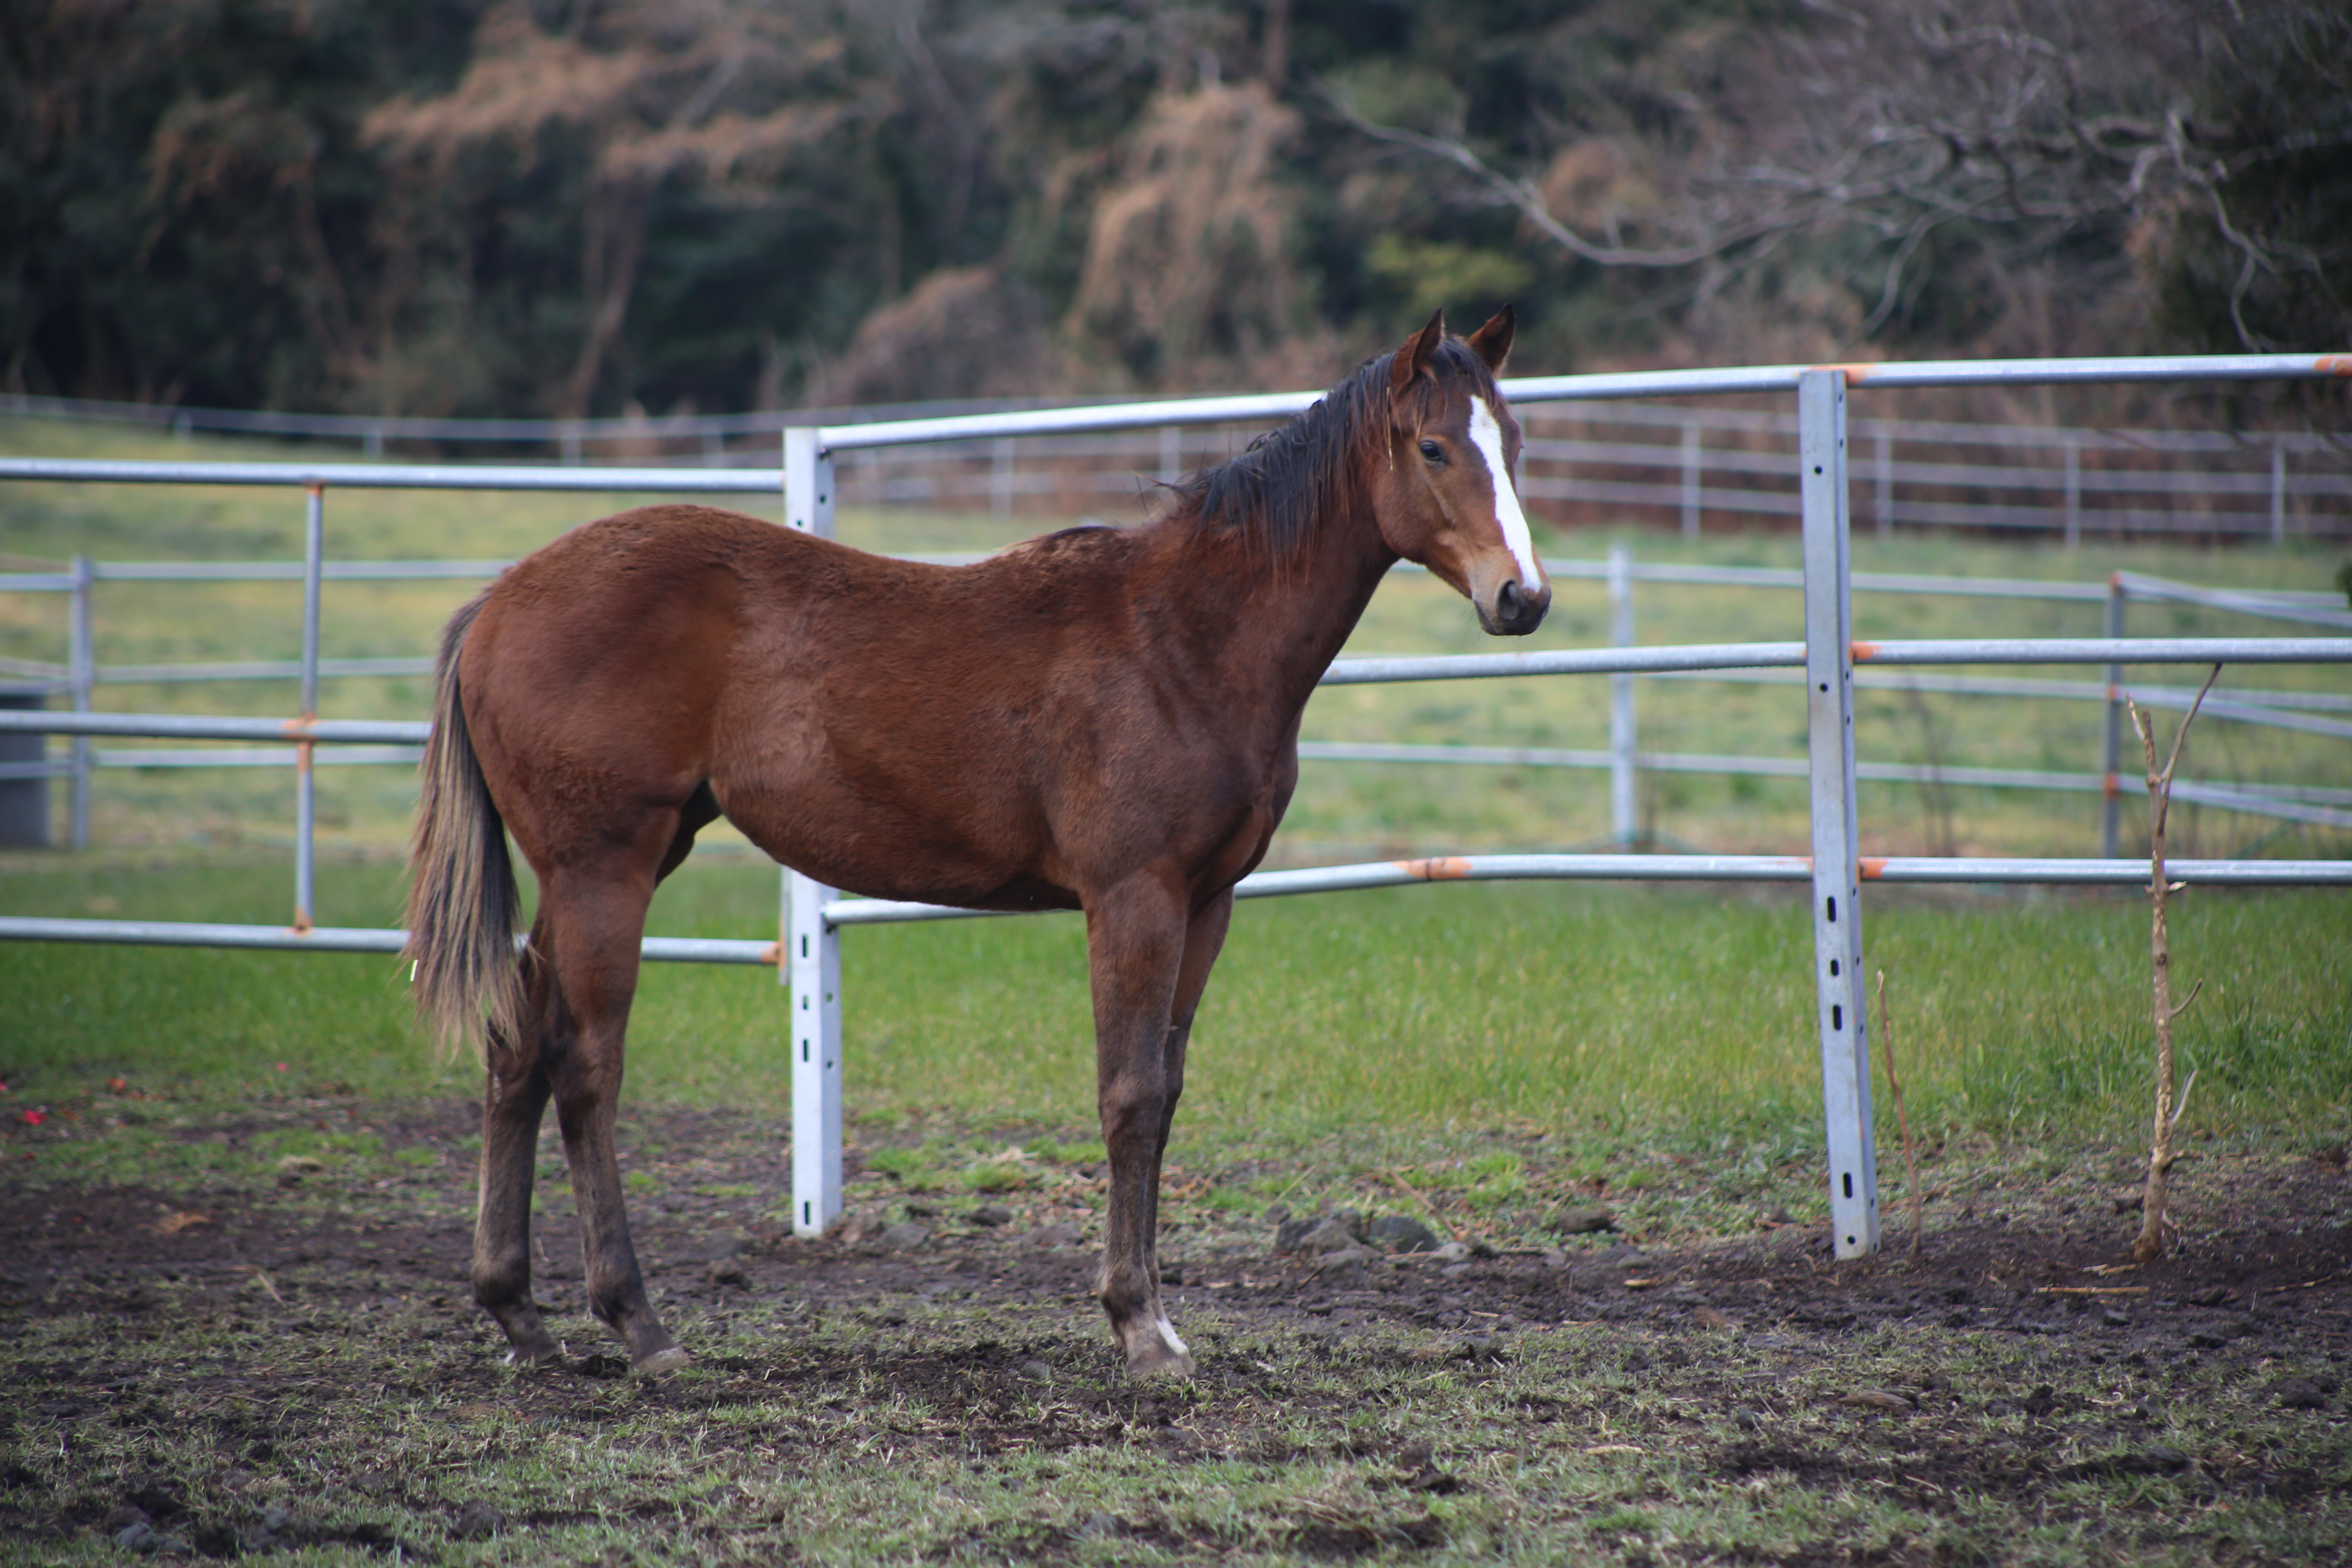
(709, 772, 1070, 911)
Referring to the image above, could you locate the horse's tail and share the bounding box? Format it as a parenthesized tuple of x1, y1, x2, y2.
(403, 593, 524, 1060)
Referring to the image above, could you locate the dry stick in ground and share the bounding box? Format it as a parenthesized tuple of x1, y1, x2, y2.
(1875, 970, 1923, 1257)
(2127, 664, 2222, 1263)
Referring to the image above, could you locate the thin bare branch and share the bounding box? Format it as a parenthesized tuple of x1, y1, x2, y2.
(2167, 976, 2205, 1021)
(1320, 90, 1768, 270)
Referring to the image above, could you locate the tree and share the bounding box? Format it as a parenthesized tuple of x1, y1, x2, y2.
(1326, 0, 2352, 363)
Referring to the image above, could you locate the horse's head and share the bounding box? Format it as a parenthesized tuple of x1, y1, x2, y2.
(1376, 307, 1551, 637)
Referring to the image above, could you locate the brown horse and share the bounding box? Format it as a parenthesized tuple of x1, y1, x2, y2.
(404, 307, 1550, 1378)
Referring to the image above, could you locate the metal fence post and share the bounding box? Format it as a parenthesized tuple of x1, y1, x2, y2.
(1798, 368, 1879, 1260)
(1873, 427, 1893, 541)
(2063, 440, 2082, 549)
(294, 486, 323, 931)
(1608, 542, 1638, 846)
(785, 426, 834, 539)
(787, 870, 843, 1238)
(2270, 442, 2287, 545)
(1679, 420, 1701, 541)
(782, 423, 844, 1238)
(68, 554, 93, 850)
(991, 437, 1015, 520)
(2101, 574, 2126, 859)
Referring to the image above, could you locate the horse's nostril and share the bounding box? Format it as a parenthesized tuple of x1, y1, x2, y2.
(1497, 580, 1523, 621)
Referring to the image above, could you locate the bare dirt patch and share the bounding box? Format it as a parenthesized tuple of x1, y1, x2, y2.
(4, 1099, 2348, 1563)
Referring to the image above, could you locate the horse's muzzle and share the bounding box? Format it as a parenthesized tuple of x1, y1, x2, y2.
(1482, 578, 1551, 637)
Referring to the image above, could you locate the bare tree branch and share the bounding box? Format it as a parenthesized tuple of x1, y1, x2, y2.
(1320, 90, 1771, 270)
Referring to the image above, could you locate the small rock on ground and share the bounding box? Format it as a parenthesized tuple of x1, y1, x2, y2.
(1024, 1222, 1083, 1248)
(2275, 1378, 2329, 1410)
(878, 1221, 931, 1250)
(1294, 1219, 1363, 1256)
(1275, 1209, 1365, 1254)
(1311, 1247, 1371, 1283)
(1366, 1215, 1441, 1253)
(968, 1204, 1014, 1227)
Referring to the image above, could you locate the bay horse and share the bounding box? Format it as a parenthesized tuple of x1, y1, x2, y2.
(404, 307, 1550, 1378)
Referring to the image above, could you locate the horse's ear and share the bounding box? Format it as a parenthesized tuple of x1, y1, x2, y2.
(1389, 310, 1446, 401)
(1466, 304, 1515, 373)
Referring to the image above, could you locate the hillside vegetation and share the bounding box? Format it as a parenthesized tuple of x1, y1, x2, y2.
(4, 0, 2347, 425)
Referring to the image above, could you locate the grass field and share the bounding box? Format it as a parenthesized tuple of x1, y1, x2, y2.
(4, 855, 2347, 1176)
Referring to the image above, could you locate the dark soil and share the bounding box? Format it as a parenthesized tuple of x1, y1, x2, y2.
(4, 1099, 2349, 1563)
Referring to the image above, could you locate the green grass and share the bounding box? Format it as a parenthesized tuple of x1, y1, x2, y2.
(4, 856, 2347, 1171)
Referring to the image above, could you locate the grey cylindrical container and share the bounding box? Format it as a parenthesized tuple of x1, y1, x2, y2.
(0, 687, 50, 846)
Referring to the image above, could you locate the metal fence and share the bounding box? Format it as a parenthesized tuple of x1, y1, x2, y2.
(13, 377, 2349, 541)
(3, 350, 2350, 1259)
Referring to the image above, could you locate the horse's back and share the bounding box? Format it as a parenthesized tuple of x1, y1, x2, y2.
(456, 503, 1163, 905)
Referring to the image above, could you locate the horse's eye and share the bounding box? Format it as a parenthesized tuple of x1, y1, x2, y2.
(1418, 439, 1445, 464)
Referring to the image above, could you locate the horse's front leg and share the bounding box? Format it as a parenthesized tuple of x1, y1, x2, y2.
(1087, 878, 1229, 1377)
(1156, 887, 1233, 1193)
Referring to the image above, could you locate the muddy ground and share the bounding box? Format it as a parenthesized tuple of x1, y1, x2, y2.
(2, 1098, 2348, 1564)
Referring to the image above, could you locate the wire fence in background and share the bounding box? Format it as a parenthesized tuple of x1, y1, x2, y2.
(8, 387, 2348, 542)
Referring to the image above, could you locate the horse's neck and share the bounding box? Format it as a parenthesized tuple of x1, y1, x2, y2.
(1167, 498, 1396, 720)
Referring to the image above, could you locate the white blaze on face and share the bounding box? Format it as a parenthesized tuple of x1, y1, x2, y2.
(1467, 396, 1545, 588)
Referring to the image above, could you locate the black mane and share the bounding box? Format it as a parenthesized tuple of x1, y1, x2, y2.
(1170, 339, 1498, 560)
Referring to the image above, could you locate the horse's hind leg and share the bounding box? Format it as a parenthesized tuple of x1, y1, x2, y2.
(473, 793, 715, 1372)
(472, 960, 560, 1364)
(538, 794, 719, 1373)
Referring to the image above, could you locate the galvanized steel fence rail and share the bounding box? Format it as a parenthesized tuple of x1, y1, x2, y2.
(3, 350, 2350, 1257)
(13, 382, 2347, 541)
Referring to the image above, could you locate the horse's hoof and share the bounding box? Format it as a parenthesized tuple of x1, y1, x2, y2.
(501, 1342, 562, 1369)
(1128, 1346, 1196, 1379)
(633, 1345, 692, 1377)
(1123, 1316, 1196, 1380)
